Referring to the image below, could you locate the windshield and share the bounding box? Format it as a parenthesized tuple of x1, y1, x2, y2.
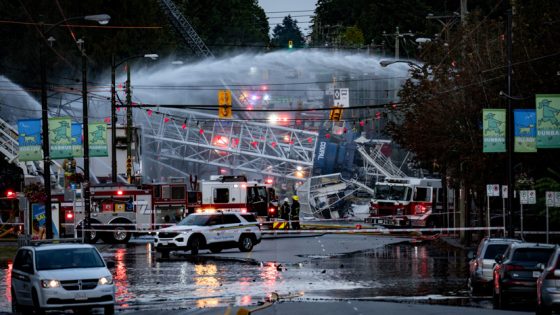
(178, 214, 211, 226)
(373, 184, 410, 201)
(512, 248, 554, 264)
(35, 248, 105, 270)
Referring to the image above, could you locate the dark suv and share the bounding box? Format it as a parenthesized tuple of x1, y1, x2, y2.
(493, 242, 555, 309)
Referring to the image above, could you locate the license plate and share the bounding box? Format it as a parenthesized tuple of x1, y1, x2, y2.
(75, 292, 87, 300)
(533, 271, 541, 278)
(160, 241, 168, 246)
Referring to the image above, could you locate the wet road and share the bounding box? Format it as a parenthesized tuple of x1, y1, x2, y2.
(0, 236, 533, 314)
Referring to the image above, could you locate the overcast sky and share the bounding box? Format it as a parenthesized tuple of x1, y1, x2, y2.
(258, 0, 316, 36)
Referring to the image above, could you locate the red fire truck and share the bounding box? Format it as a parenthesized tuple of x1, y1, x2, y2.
(197, 175, 278, 218)
(69, 178, 200, 243)
(365, 177, 452, 228)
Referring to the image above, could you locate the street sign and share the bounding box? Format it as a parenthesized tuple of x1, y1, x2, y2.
(218, 90, 232, 119)
(555, 192, 560, 207)
(333, 88, 349, 108)
(520, 190, 536, 205)
(520, 190, 528, 204)
(502, 185, 508, 198)
(546, 191, 555, 207)
(486, 184, 500, 197)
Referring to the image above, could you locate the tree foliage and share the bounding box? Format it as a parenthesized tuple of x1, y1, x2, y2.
(271, 15, 305, 48)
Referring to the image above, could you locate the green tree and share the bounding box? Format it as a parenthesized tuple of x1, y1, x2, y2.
(342, 26, 364, 47)
(271, 15, 305, 48)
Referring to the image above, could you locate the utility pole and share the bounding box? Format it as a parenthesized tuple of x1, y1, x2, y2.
(506, 8, 514, 238)
(77, 39, 91, 237)
(460, 0, 468, 24)
(383, 27, 414, 59)
(111, 55, 117, 183)
(126, 63, 133, 183)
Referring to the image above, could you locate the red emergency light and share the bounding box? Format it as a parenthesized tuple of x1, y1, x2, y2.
(265, 178, 273, 184)
(66, 211, 74, 220)
(268, 207, 275, 213)
(116, 190, 124, 196)
(5, 190, 15, 198)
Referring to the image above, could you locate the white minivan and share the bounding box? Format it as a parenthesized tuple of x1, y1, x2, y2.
(11, 243, 115, 314)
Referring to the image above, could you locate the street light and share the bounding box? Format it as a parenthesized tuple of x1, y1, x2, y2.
(39, 14, 110, 240)
(111, 54, 158, 183)
(379, 59, 423, 71)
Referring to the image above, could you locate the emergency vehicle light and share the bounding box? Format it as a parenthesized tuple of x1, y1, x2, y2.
(5, 190, 15, 198)
(268, 207, 275, 213)
(116, 190, 124, 196)
(66, 211, 74, 220)
(241, 208, 247, 213)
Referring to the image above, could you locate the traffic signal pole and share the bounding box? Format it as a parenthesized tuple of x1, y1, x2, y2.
(126, 63, 132, 183)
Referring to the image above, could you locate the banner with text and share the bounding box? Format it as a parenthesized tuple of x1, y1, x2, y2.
(17, 119, 42, 161)
(483, 109, 506, 152)
(71, 123, 83, 158)
(49, 117, 73, 159)
(536, 94, 560, 148)
(514, 109, 537, 152)
(88, 123, 108, 157)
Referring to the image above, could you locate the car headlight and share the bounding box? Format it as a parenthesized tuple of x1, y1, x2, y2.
(98, 276, 113, 285)
(41, 279, 61, 288)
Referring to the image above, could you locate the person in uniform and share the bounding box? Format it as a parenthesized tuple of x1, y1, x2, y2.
(290, 195, 300, 229)
(280, 198, 290, 221)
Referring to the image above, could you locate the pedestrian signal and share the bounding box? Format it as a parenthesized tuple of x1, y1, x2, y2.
(288, 40, 293, 49)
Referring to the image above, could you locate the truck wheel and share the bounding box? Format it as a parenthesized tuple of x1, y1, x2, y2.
(189, 235, 204, 255)
(239, 234, 254, 252)
(110, 226, 131, 244)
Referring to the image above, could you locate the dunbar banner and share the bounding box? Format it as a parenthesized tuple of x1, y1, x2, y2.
(88, 123, 108, 157)
(71, 123, 83, 158)
(514, 109, 537, 153)
(483, 109, 506, 153)
(17, 119, 42, 161)
(49, 117, 73, 159)
(536, 94, 560, 148)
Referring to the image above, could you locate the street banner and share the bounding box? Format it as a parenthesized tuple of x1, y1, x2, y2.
(514, 109, 537, 152)
(17, 119, 42, 161)
(483, 109, 506, 152)
(49, 117, 73, 159)
(71, 123, 83, 158)
(536, 94, 560, 148)
(88, 123, 108, 157)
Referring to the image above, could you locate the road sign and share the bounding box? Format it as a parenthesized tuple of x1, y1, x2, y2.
(502, 185, 508, 198)
(486, 184, 500, 197)
(218, 90, 232, 119)
(520, 190, 536, 205)
(546, 191, 555, 207)
(333, 88, 349, 108)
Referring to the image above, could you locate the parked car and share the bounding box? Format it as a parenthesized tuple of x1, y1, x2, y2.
(11, 243, 115, 314)
(493, 242, 556, 309)
(468, 237, 522, 295)
(154, 211, 262, 258)
(536, 245, 560, 315)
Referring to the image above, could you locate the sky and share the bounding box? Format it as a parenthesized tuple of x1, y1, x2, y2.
(258, 0, 317, 36)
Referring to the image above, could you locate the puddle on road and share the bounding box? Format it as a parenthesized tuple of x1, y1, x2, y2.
(0, 242, 492, 313)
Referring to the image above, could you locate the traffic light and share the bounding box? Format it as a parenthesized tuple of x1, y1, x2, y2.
(218, 90, 232, 118)
(288, 40, 293, 49)
(126, 157, 132, 173)
(329, 107, 343, 121)
(218, 105, 232, 118)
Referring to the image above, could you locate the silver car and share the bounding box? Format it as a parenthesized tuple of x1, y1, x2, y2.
(536, 245, 560, 315)
(468, 237, 522, 295)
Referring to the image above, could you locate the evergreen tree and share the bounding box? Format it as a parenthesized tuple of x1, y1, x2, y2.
(271, 15, 305, 48)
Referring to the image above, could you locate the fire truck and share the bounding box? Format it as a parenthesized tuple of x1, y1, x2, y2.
(69, 178, 200, 244)
(365, 177, 453, 228)
(197, 175, 278, 219)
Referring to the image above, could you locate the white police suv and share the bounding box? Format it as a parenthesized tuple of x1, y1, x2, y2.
(154, 212, 262, 258)
(11, 243, 115, 314)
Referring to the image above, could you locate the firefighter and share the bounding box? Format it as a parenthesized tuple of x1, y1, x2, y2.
(290, 195, 300, 230)
(280, 198, 290, 221)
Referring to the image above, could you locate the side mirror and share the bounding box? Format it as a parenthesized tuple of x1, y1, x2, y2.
(106, 261, 115, 269)
(467, 251, 474, 260)
(536, 263, 545, 271)
(495, 254, 503, 264)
